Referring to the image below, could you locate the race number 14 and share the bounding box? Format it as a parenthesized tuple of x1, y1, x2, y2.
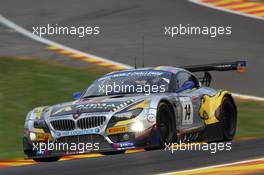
(180, 97, 194, 125)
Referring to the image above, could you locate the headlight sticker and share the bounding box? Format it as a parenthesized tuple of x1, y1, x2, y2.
(111, 99, 135, 112)
(113, 108, 143, 122)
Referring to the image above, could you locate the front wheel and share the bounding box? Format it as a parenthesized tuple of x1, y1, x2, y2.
(220, 96, 237, 141)
(156, 102, 176, 147)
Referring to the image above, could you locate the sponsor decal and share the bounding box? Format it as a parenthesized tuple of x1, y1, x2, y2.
(147, 113, 155, 123)
(98, 70, 167, 81)
(192, 96, 198, 102)
(36, 149, 44, 156)
(75, 100, 134, 112)
(53, 106, 72, 115)
(119, 141, 134, 148)
(107, 126, 128, 135)
(76, 103, 116, 110)
(36, 133, 50, 141)
(56, 128, 100, 137)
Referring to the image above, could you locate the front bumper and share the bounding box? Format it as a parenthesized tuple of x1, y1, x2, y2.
(23, 125, 160, 158)
(24, 106, 159, 158)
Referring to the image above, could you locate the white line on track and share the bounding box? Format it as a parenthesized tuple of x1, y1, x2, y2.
(1, 14, 264, 101)
(160, 157, 264, 174)
(0, 15, 132, 69)
(188, 0, 264, 21)
(232, 93, 264, 101)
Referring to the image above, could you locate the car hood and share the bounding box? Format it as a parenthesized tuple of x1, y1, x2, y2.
(49, 95, 146, 117)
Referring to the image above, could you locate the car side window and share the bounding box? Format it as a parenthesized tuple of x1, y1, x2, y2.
(176, 72, 198, 90)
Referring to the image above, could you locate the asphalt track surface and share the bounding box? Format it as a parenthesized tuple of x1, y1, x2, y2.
(0, 0, 264, 174)
(0, 139, 263, 175)
(1, 0, 264, 96)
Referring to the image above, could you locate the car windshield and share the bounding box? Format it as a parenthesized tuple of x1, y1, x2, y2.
(83, 70, 172, 97)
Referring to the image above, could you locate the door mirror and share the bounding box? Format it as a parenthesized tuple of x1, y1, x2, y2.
(72, 92, 82, 100)
(176, 81, 195, 93)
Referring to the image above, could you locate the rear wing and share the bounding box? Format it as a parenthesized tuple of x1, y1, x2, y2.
(182, 61, 246, 73)
(182, 61, 247, 87)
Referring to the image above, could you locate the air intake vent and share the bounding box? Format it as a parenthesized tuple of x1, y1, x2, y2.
(77, 116, 106, 129)
(51, 119, 75, 131)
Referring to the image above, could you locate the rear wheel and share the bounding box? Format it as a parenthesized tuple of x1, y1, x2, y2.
(220, 96, 237, 141)
(156, 102, 176, 147)
(33, 156, 61, 162)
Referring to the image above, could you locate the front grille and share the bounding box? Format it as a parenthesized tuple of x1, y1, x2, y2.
(50, 119, 75, 131)
(77, 116, 106, 129)
(50, 116, 106, 131)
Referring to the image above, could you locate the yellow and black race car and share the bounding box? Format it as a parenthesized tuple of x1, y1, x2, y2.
(23, 61, 246, 162)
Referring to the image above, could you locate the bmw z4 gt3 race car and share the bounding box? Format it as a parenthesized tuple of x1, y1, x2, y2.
(23, 61, 246, 162)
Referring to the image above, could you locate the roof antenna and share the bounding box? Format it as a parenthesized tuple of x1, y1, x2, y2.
(142, 36, 145, 68)
(134, 56, 137, 69)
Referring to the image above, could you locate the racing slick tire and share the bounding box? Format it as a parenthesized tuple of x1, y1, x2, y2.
(100, 150, 126, 155)
(155, 102, 177, 148)
(220, 96, 237, 141)
(33, 156, 61, 162)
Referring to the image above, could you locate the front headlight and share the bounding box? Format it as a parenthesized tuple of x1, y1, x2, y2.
(29, 132, 37, 141)
(131, 122, 144, 132)
(112, 108, 143, 122)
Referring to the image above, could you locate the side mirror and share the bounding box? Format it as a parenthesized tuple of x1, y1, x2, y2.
(72, 92, 82, 100)
(176, 81, 195, 93)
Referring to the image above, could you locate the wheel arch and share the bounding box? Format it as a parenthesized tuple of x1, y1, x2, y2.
(158, 99, 176, 121)
(155, 98, 178, 145)
(199, 90, 237, 125)
(157, 98, 178, 133)
(223, 93, 237, 115)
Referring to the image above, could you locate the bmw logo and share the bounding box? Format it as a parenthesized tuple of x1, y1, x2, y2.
(73, 113, 81, 119)
(56, 132, 61, 137)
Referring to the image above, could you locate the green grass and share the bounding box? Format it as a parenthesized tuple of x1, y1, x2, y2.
(236, 101, 264, 138)
(0, 57, 263, 159)
(0, 57, 106, 159)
